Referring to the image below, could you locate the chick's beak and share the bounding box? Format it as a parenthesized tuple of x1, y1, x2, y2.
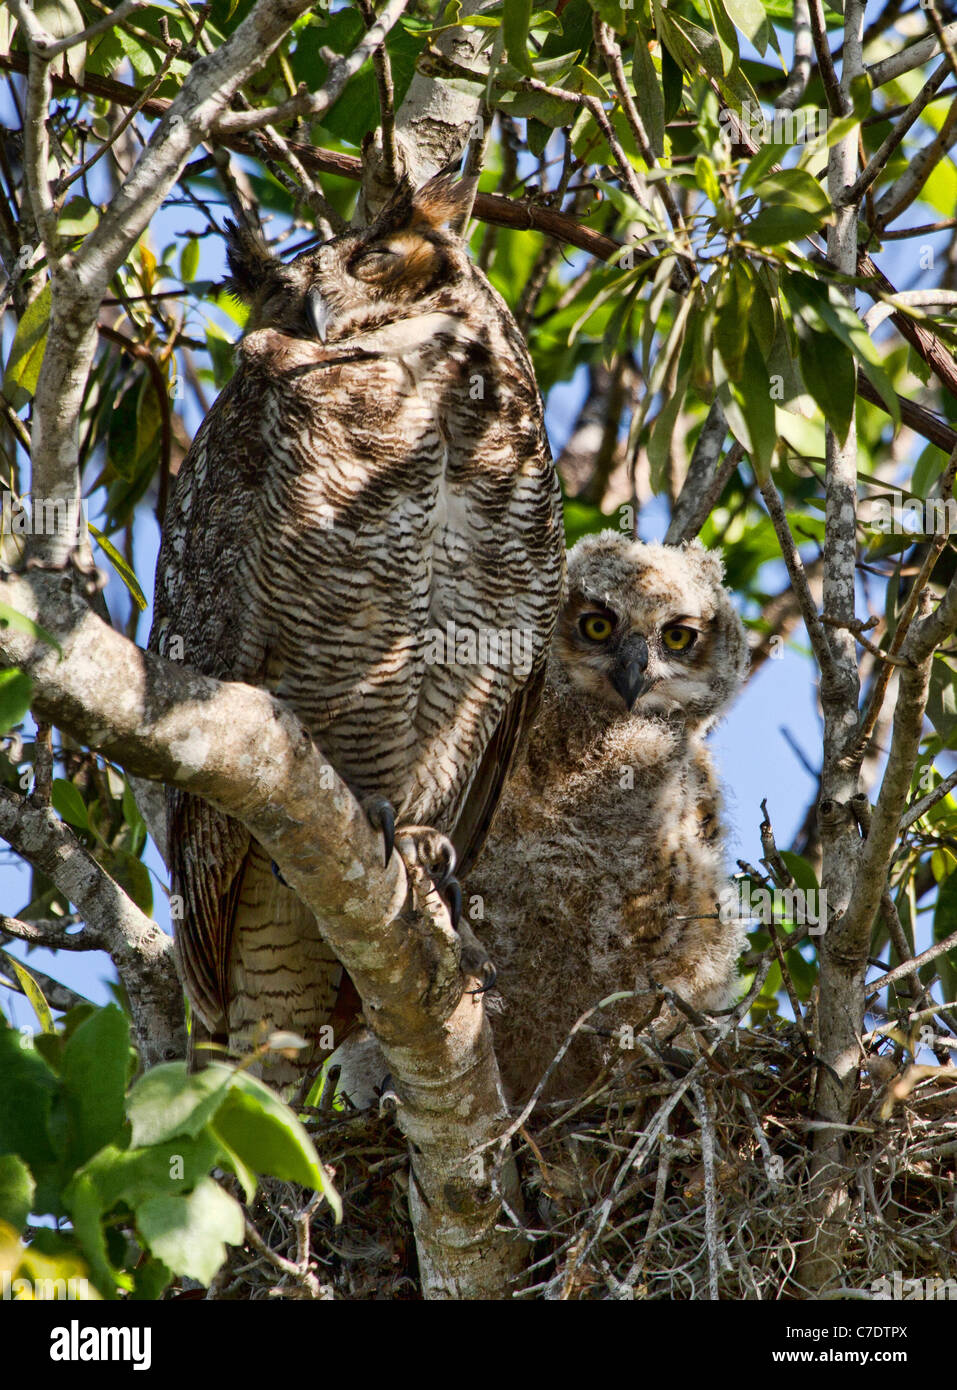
(610, 634, 650, 711)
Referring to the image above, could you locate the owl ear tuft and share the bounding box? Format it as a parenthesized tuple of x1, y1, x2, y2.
(410, 172, 478, 231)
(223, 219, 280, 300)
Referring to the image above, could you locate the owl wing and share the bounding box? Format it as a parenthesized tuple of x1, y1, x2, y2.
(151, 352, 350, 1046)
(150, 364, 268, 1030)
(452, 661, 546, 881)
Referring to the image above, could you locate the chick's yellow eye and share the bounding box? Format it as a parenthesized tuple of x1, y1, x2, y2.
(663, 626, 695, 652)
(580, 614, 614, 642)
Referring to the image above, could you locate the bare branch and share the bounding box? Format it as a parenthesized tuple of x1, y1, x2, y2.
(665, 403, 742, 545)
(867, 22, 957, 88)
(807, 0, 849, 116)
(0, 788, 185, 1066)
(900, 767, 957, 831)
(777, 0, 813, 111)
(872, 94, 957, 232)
(842, 59, 951, 207)
(358, 0, 399, 188)
(867, 928, 957, 995)
(9, 1, 58, 257)
(758, 475, 838, 683)
(0, 940, 94, 1014)
(19, 0, 152, 59)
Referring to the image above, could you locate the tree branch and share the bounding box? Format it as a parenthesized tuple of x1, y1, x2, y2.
(0, 787, 185, 1066)
(0, 567, 522, 1298)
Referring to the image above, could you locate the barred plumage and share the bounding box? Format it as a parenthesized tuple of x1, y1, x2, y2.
(150, 174, 564, 1083)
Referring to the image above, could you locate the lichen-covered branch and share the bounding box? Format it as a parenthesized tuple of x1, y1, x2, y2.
(0, 568, 522, 1298)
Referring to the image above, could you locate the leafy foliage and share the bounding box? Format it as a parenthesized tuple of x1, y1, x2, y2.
(0, 1002, 338, 1299)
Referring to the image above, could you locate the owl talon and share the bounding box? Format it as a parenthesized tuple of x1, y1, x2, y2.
(454, 915, 496, 994)
(467, 955, 497, 997)
(363, 796, 397, 868)
(395, 826, 457, 888)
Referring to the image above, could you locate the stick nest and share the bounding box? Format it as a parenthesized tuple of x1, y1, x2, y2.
(198, 1015, 957, 1301)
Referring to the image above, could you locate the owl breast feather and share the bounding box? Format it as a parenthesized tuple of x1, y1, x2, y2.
(226, 320, 561, 833)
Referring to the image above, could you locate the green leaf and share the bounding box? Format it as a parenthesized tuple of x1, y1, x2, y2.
(110, 849, 153, 915)
(632, 29, 665, 158)
(705, 0, 739, 74)
(58, 197, 98, 238)
(205, 324, 236, 389)
(660, 40, 683, 124)
(179, 238, 200, 284)
(213, 1070, 340, 1214)
(51, 778, 88, 830)
(927, 657, 957, 743)
(784, 271, 900, 429)
(933, 874, 957, 1001)
(73, 1130, 226, 1214)
(724, 0, 770, 54)
(136, 1177, 244, 1285)
(723, 334, 778, 479)
(714, 261, 755, 379)
(797, 324, 856, 444)
(60, 1005, 130, 1165)
(911, 448, 946, 501)
(648, 370, 690, 495)
(656, 9, 759, 111)
(779, 851, 819, 892)
(2, 954, 54, 1035)
(503, 0, 533, 74)
(741, 140, 791, 193)
(0, 669, 33, 734)
(3, 284, 51, 407)
(0, 1027, 59, 1173)
(68, 1169, 128, 1297)
(753, 168, 830, 214)
(127, 1063, 234, 1148)
(695, 154, 721, 205)
(0, 1152, 35, 1231)
(526, 116, 552, 156)
(88, 524, 147, 611)
(744, 204, 828, 246)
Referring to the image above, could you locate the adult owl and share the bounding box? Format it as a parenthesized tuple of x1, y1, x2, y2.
(150, 172, 564, 1084)
(465, 531, 748, 1103)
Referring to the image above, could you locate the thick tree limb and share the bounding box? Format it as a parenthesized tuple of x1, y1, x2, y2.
(0, 567, 522, 1298)
(801, 0, 869, 1292)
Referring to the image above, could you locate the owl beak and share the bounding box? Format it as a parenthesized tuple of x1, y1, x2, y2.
(305, 288, 333, 342)
(610, 635, 650, 711)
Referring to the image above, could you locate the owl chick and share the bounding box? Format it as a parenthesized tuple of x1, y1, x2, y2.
(150, 173, 564, 1084)
(465, 530, 748, 1102)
